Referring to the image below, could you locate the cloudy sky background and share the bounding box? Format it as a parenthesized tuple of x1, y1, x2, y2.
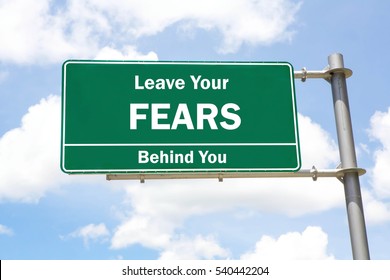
(1, 0, 390, 260)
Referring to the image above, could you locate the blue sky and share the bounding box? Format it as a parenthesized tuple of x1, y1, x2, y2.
(1, 0, 390, 260)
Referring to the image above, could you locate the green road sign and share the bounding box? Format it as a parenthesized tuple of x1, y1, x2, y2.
(61, 61, 301, 174)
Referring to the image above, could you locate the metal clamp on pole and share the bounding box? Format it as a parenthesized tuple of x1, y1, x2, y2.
(294, 65, 352, 82)
(310, 165, 318, 181)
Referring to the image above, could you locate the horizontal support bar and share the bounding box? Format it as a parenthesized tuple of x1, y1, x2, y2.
(294, 70, 331, 80)
(294, 67, 352, 81)
(105, 167, 366, 183)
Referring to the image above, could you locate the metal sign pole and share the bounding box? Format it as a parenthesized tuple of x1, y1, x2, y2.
(328, 53, 370, 259)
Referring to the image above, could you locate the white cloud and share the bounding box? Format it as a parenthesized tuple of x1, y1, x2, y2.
(94, 46, 158, 61)
(368, 107, 390, 198)
(0, 0, 301, 64)
(159, 235, 230, 260)
(66, 223, 110, 247)
(240, 226, 334, 260)
(0, 224, 13, 236)
(0, 95, 70, 202)
(90, 0, 302, 54)
(363, 189, 390, 225)
(111, 177, 343, 251)
(0, 94, 111, 203)
(0, 0, 79, 64)
(298, 114, 339, 168)
(111, 215, 172, 249)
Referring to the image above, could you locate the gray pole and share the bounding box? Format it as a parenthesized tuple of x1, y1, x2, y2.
(328, 53, 370, 259)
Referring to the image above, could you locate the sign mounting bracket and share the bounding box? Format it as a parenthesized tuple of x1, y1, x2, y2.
(105, 166, 366, 182)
